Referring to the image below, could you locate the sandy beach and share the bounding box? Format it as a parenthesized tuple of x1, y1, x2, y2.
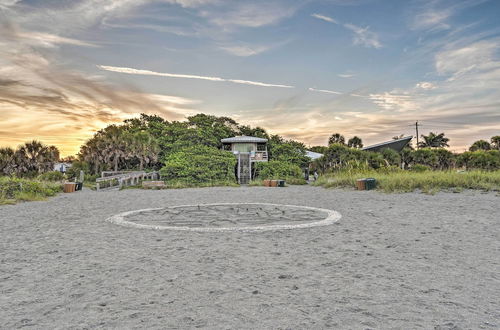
(0, 186, 499, 329)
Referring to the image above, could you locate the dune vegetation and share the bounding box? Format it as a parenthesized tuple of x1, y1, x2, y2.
(0, 177, 63, 205)
(314, 169, 500, 193)
(1, 113, 499, 197)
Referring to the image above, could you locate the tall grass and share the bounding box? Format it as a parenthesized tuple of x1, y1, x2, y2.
(0, 177, 63, 205)
(314, 169, 500, 193)
(249, 177, 307, 186)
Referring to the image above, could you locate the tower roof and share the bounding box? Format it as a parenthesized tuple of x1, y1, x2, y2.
(221, 136, 268, 143)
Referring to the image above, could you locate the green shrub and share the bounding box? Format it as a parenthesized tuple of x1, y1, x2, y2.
(160, 145, 237, 184)
(38, 171, 65, 181)
(0, 177, 62, 204)
(410, 164, 430, 172)
(254, 160, 302, 179)
(380, 148, 401, 167)
(457, 150, 500, 170)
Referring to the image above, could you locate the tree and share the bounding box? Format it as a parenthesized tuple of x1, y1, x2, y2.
(347, 136, 363, 148)
(469, 140, 491, 152)
(267, 135, 309, 168)
(418, 132, 449, 148)
(129, 131, 159, 170)
(328, 133, 345, 146)
(457, 150, 500, 170)
(102, 126, 128, 172)
(309, 146, 328, 154)
(411, 148, 438, 168)
(15, 140, 60, 175)
(0, 147, 15, 175)
(490, 136, 500, 150)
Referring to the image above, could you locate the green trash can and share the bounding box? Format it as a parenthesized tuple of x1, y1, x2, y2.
(278, 180, 286, 187)
(365, 178, 377, 190)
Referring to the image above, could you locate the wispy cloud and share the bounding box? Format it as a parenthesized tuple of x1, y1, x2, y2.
(312, 13, 382, 48)
(412, 10, 451, 31)
(369, 92, 417, 111)
(219, 44, 272, 57)
(410, 0, 488, 32)
(338, 73, 355, 78)
(415, 82, 437, 90)
(0, 21, 198, 155)
(311, 13, 338, 24)
(218, 38, 291, 57)
(308, 87, 342, 95)
(1, 22, 96, 48)
(344, 23, 382, 49)
(201, 1, 300, 28)
(99, 65, 295, 88)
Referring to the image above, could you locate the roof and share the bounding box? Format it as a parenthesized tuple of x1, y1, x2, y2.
(305, 150, 324, 160)
(362, 136, 413, 153)
(221, 136, 268, 143)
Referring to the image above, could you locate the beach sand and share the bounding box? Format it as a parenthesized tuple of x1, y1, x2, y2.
(0, 186, 499, 329)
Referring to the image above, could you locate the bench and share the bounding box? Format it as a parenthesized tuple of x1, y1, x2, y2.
(142, 181, 166, 189)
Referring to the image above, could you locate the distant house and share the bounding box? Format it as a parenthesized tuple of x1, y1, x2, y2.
(362, 136, 413, 153)
(53, 162, 72, 173)
(221, 136, 268, 184)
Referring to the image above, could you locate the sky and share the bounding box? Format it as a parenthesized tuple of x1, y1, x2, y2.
(1, 0, 499, 156)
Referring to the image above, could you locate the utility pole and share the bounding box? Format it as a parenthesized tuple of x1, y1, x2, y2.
(415, 121, 420, 149)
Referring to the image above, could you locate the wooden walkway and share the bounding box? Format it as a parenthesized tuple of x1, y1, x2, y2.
(96, 171, 159, 191)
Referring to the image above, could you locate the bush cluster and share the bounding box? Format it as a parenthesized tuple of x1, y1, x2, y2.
(457, 150, 500, 170)
(315, 169, 500, 193)
(253, 160, 303, 179)
(313, 144, 500, 173)
(0, 177, 63, 204)
(38, 171, 65, 181)
(160, 146, 237, 184)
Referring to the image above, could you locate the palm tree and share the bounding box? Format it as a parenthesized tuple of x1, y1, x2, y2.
(80, 134, 108, 175)
(16, 140, 59, 174)
(418, 132, 449, 148)
(469, 140, 491, 151)
(129, 131, 159, 170)
(328, 133, 345, 146)
(0, 147, 15, 175)
(347, 136, 363, 148)
(103, 126, 127, 172)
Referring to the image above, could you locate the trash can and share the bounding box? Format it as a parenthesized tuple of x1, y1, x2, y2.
(365, 178, 376, 190)
(63, 182, 76, 193)
(263, 179, 271, 187)
(75, 182, 83, 191)
(270, 180, 278, 187)
(278, 180, 286, 187)
(356, 178, 366, 190)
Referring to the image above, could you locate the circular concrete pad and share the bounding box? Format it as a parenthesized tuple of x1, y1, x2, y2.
(106, 203, 341, 232)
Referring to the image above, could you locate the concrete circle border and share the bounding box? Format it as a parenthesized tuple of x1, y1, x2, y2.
(106, 202, 341, 232)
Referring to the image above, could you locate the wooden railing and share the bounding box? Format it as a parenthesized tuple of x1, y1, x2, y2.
(251, 151, 268, 161)
(96, 171, 159, 191)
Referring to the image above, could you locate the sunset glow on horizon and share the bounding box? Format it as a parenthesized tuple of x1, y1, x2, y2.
(1, 0, 499, 156)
